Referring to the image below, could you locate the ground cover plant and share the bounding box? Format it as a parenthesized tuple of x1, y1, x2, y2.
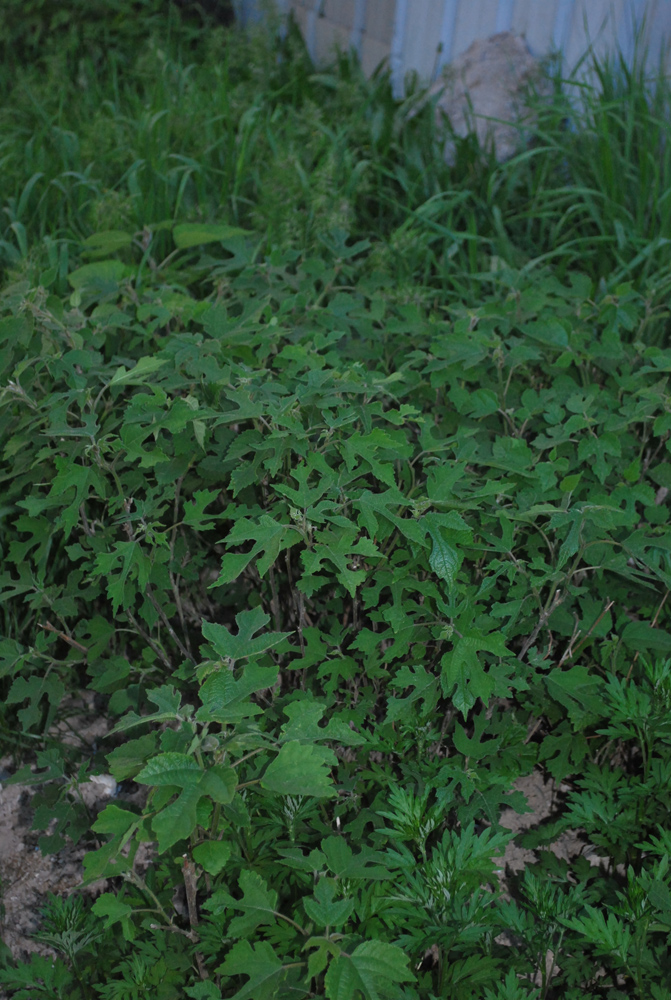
(1, 2, 671, 998)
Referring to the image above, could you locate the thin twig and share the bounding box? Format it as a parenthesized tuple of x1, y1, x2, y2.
(79, 503, 96, 538)
(182, 856, 208, 980)
(268, 564, 282, 632)
(557, 614, 582, 668)
(563, 599, 614, 664)
(38, 621, 88, 654)
(169, 474, 193, 657)
(518, 589, 564, 662)
(146, 585, 194, 665)
(524, 716, 544, 745)
(126, 609, 173, 671)
(626, 588, 670, 682)
(120, 492, 193, 664)
(286, 551, 305, 657)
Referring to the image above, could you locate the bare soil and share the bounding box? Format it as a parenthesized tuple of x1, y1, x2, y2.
(0, 693, 146, 975)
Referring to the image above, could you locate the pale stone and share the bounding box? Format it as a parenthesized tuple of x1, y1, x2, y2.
(430, 32, 549, 163)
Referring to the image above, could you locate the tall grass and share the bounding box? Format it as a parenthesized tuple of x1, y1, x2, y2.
(1, 0, 671, 338)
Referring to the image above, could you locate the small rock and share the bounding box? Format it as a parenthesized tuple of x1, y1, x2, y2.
(430, 32, 549, 163)
(76, 774, 118, 808)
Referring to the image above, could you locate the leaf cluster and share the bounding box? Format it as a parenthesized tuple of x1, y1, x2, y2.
(0, 220, 670, 997)
(1, 6, 671, 999)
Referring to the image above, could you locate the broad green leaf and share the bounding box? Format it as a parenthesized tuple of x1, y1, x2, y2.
(192, 840, 231, 876)
(135, 753, 202, 788)
(339, 429, 411, 488)
(304, 879, 354, 928)
(106, 733, 157, 781)
(212, 551, 256, 584)
(202, 607, 292, 662)
(261, 741, 335, 798)
(302, 525, 381, 597)
(453, 717, 501, 761)
(198, 764, 237, 803)
(6, 674, 65, 732)
(196, 662, 278, 723)
(273, 462, 332, 508)
(109, 356, 167, 386)
(3, 753, 65, 787)
(560, 473, 582, 493)
(521, 318, 569, 348)
(212, 515, 302, 585)
(321, 837, 392, 880)
(441, 631, 509, 716)
(647, 879, 671, 914)
(91, 893, 134, 939)
(216, 940, 286, 1000)
(111, 686, 184, 734)
(82, 230, 133, 255)
(276, 846, 327, 874)
(622, 621, 671, 651)
(173, 223, 250, 248)
(81, 837, 135, 883)
(182, 490, 224, 529)
(0, 314, 32, 347)
(545, 665, 604, 728)
(280, 701, 365, 747)
(353, 488, 426, 546)
(427, 529, 460, 590)
(68, 259, 129, 290)
(152, 784, 201, 853)
(386, 664, 439, 723)
(184, 983, 223, 1000)
(556, 511, 583, 570)
(325, 940, 413, 1000)
(92, 805, 140, 837)
(227, 870, 279, 938)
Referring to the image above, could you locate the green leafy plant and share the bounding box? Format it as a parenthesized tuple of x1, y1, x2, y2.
(2, 5, 671, 999)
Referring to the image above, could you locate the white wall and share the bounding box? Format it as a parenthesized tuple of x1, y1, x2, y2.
(234, 0, 671, 93)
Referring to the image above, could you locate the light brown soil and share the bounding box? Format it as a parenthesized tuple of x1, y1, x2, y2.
(0, 692, 141, 975)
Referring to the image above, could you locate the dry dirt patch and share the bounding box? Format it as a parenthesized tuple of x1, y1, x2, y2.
(0, 693, 143, 969)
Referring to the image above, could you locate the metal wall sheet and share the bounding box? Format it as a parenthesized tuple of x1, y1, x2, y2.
(362, 0, 397, 46)
(402, 0, 445, 84)
(451, 0, 503, 69)
(236, 0, 671, 88)
(513, 0, 564, 56)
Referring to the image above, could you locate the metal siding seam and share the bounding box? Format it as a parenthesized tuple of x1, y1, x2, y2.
(616, 0, 647, 65)
(436, 0, 459, 75)
(552, 0, 575, 53)
(276, 0, 289, 39)
(350, 0, 367, 54)
(390, 0, 409, 96)
(305, 0, 325, 62)
(496, 0, 515, 33)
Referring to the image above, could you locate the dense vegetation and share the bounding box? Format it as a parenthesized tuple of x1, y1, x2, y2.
(1, 2, 671, 997)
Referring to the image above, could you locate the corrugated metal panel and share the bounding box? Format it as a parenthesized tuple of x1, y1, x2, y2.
(451, 0, 503, 69)
(436, 0, 460, 75)
(389, 0, 409, 93)
(496, 0, 515, 33)
(236, 0, 671, 88)
(643, 0, 670, 68)
(361, 0, 396, 46)
(359, 0, 397, 77)
(349, 0, 367, 54)
(552, 0, 575, 53)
